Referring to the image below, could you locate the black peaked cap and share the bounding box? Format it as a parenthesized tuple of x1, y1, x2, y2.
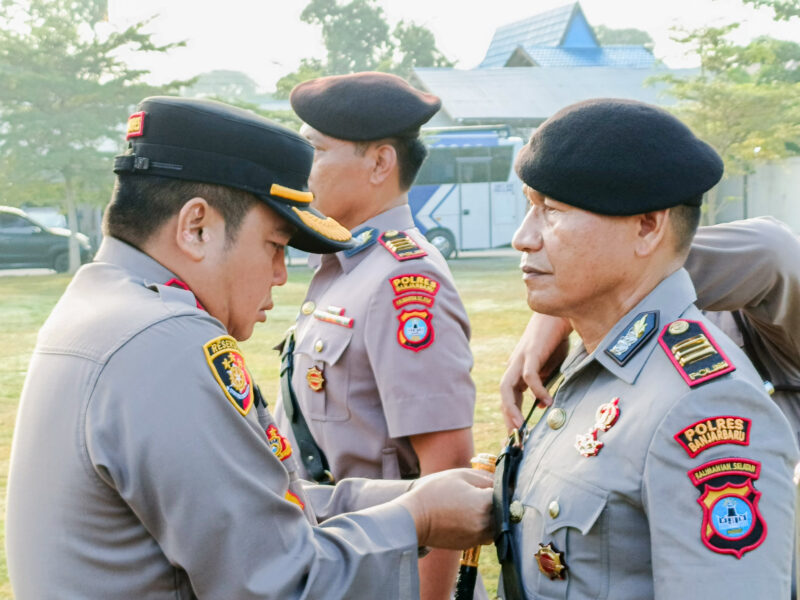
(113, 96, 354, 254)
(514, 98, 724, 215)
(290, 72, 442, 141)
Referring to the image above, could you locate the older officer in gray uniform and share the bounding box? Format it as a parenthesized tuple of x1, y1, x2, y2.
(5, 96, 494, 599)
(493, 98, 798, 599)
(274, 72, 478, 600)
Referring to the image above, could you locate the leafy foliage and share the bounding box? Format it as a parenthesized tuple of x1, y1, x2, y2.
(275, 0, 452, 94)
(741, 0, 800, 20)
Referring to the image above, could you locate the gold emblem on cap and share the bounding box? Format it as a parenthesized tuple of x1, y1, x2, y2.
(301, 301, 316, 315)
(509, 500, 525, 523)
(270, 183, 313, 204)
(547, 408, 567, 430)
(535, 542, 567, 580)
(668, 320, 690, 335)
(306, 366, 325, 392)
(291, 207, 352, 242)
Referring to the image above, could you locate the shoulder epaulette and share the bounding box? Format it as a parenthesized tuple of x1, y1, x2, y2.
(343, 226, 378, 258)
(379, 230, 427, 262)
(658, 319, 735, 387)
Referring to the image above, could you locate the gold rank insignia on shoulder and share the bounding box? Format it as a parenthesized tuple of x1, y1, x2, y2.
(203, 335, 253, 416)
(658, 319, 736, 387)
(379, 230, 427, 261)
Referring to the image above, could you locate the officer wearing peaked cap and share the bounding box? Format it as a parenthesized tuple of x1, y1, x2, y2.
(273, 72, 481, 599)
(5, 96, 495, 598)
(494, 98, 798, 599)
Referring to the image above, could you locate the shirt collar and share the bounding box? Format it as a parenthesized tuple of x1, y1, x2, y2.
(315, 204, 416, 274)
(567, 268, 698, 385)
(94, 237, 177, 283)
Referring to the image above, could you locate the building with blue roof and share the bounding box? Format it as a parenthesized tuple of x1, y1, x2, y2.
(479, 2, 656, 69)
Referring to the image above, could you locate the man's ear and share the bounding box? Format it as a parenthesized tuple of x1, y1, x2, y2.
(633, 209, 670, 258)
(175, 197, 223, 261)
(368, 143, 398, 186)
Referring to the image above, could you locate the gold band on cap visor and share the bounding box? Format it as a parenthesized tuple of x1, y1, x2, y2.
(290, 207, 352, 242)
(270, 183, 313, 204)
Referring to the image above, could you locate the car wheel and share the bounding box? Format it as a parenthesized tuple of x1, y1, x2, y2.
(425, 228, 457, 260)
(53, 251, 69, 273)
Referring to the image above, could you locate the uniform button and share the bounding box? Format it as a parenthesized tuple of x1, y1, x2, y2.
(547, 408, 567, 430)
(548, 500, 560, 519)
(301, 301, 316, 315)
(314, 339, 324, 352)
(509, 500, 525, 523)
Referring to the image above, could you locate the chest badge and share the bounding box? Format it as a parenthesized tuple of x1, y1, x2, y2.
(575, 397, 620, 457)
(307, 366, 325, 391)
(535, 542, 567, 580)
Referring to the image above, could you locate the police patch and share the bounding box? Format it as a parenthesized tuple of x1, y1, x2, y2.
(266, 424, 293, 461)
(379, 230, 427, 261)
(675, 416, 752, 458)
(659, 319, 736, 387)
(203, 335, 254, 416)
(604, 311, 659, 365)
(688, 458, 766, 558)
(397, 309, 434, 351)
(343, 226, 378, 258)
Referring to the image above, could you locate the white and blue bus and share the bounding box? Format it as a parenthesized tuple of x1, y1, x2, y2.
(410, 125, 526, 258)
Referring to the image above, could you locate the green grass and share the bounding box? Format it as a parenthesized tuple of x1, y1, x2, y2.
(0, 255, 531, 598)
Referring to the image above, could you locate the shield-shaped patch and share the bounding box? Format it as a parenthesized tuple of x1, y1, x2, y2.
(203, 335, 254, 416)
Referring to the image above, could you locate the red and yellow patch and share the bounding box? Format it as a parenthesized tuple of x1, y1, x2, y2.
(688, 458, 766, 558)
(306, 366, 325, 391)
(126, 110, 145, 140)
(285, 489, 305, 510)
(658, 320, 735, 387)
(266, 424, 292, 461)
(675, 416, 751, 458)
(397, 309, 434, 352)
(203, 335, 253, 416)
(389, 273, 440, 296)
(379, 231, 427, 261)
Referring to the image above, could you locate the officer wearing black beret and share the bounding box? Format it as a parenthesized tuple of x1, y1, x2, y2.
(494, 98, 797, 599)
(6, 95, 496, 598)
(274, 72, 483, 599)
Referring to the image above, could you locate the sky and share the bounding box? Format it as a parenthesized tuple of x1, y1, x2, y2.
(108, 0, 799, 91)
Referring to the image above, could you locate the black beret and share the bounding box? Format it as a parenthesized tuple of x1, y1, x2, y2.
(514, 98, 724, 215)
(290, 72, 442, 141)
(113, 96, 354, 254)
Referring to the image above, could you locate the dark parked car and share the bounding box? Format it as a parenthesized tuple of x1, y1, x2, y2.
(0, 206, 93, 272)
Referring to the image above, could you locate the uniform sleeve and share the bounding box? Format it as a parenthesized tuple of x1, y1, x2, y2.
(642, 377, 797, 598)
(363, 263, 476, 438)
(685, 217, 800, 361)
(85, 316, 419, 600)
(303, 478, 413, 523)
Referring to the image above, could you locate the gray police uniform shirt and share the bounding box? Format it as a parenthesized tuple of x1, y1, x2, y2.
(6, 237, 421, 599)
(506, 268, 798, 599)
(274, 204, 475, 481)
(685, 216, 800, 446)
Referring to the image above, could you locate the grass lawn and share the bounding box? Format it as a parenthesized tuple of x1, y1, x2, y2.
(0, 253, 532, 598)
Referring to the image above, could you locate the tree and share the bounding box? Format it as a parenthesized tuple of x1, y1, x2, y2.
(274, 0, 453, 95)
(741, 0, 800, 20)
(0, 0, 187, 272)
(653, 25, 800, 223)
(184, 70, 261, 102)
(594, 25, 654, 48)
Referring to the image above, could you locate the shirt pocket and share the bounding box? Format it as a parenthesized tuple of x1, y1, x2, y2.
(294, 326, 353, 421)
(520, 468, 609, 600)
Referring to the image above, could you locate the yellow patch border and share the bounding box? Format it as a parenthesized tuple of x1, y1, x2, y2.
(203, 335, 253, 417)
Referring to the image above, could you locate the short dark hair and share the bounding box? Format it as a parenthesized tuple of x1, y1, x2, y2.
(670, 201, 702, 252)
(355, 135, 429, 191)
(103, 175, 258, 249)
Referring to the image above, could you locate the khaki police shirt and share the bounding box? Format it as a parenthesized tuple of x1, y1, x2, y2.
(685, 216, 800, 445)
(6, 237, 420, 599)
(274, 204, 475, 481)
(507, 269, 798, 599)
